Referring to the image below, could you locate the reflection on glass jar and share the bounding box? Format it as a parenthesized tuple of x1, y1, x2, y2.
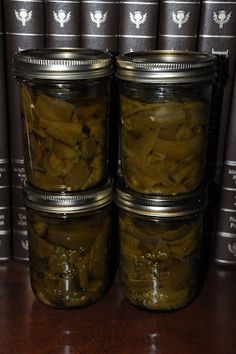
(14, 48, 113, 192)
(24, 179, 114, 308)
(116, 183, 207, 311)
(116, 50, 216, 195)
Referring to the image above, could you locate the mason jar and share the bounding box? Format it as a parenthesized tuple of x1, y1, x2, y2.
(24, 178, 114, 308)
(115, 182, 207, 311)
(14, 48, 113, 192)
(116, 50, 216, 195)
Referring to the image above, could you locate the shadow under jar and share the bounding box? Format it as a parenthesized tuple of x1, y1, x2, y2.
(24, 179, 114, 308)
(115, 183, 208, 311)
(14, 48, 113, 192)
(116, 50, 216, 195)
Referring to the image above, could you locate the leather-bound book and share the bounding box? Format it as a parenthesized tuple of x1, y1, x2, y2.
(118, 0, 159, 54)
(0, 1, 11, 260)
(45, 0, 81, 47)
(198, 0, 236, 186)
(3, 0, 45, 260)
(214, 68, 236, 264)
(157, 0, 201, 50)
(197, 1, 236, 263)
(80, 0, 118, 53)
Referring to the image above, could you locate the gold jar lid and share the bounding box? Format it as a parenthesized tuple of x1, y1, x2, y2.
(23, 178, 113, 214)
(14, 48, 113, 81)
(115, 180, 208, 217)
(116, 50, 216, 83)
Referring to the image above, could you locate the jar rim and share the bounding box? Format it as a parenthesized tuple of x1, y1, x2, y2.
(115, 180, 208, 217)
(14, 48, 113, 81)
(116, 50, 216, 84)
(23, 178, 114, 214)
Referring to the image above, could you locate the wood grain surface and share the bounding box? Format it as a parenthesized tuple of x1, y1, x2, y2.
(0, 261, 235, 354)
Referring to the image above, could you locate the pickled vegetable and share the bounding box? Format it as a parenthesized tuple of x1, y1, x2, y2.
(27, 209, 112, 308)
(20, 84, 108, 191)
(120, 95, 209, 195)
(119, 212, 202, 310)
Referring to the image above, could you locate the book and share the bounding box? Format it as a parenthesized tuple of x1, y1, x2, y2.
(197, 0, 236, 186)
(80, 0, 119, 181)
(118, 0, 159, 54)
(157, 0, 201, 50)
(3, 0, 45, 260)
(0, 2, 11, 260)
(80, 0, 118, 53)
(214, 66, 236, 264)
(45, 0, 81, 47)
(197, 0, 236, 263)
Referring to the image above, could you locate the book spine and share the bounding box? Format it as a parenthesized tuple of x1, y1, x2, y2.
(80, 0, 118, 53)
(3, 0, 45, 261)
(0, 2, 11, 260)
(45, 0, 81, 47)
(197, 0, 236, 186)
(118, 0, 159, 54)
(157, 0, 201, 50)
(214, 68, 236, 264)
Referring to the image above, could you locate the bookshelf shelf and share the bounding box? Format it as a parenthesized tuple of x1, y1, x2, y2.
(0, 261, 235, 354)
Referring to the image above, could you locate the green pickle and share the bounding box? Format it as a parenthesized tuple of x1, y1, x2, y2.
(120, 95, 209, 195)
(27, 209, 112, 308)
(119, 211, 202, 310)
(20, 85, 108, 192)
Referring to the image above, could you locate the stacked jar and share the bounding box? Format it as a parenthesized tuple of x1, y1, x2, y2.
(115, 51, 216, 310)
(14, 48, 114, 308)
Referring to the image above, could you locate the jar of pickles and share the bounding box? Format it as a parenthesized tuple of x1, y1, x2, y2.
(115, 182, 207, 311)
(14, 48, 113, 192)
(23, 178, 114, 308)
(116, 50, 216, 195)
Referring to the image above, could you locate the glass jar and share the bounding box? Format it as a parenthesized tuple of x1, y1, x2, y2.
(115, 182, 207, 311)
(116, 50, 216, 195)
(14, 48, 113, 192)
(24, 178, 114, 308)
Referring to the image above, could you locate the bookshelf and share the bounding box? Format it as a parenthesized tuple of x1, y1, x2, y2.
(1, 0, 236, 262)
